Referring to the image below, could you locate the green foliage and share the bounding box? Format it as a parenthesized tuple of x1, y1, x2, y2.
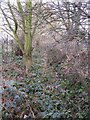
(2, 55, 89, 119)
(2, 86, 26, 120)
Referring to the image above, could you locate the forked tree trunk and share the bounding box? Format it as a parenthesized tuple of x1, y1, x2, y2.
(1, 0, 42, 73)
(4, 0, 33, 74)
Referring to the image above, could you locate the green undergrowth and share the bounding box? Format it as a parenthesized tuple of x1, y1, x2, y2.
(1, 54, 89, 119)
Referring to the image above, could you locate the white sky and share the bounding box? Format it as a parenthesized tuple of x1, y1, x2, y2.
(0, 0, 89, 4)
(0, 0, 89, 39)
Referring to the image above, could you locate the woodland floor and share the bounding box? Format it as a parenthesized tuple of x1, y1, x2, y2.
(0, 27, 89, 119)
(0, 48, 89, 119)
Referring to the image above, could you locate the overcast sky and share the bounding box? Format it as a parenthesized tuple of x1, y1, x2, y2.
(0, 0, 89, 39)
(0, 0, 89, 4)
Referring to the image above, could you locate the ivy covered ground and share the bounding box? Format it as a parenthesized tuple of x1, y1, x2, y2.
(1, 51, 89, 120)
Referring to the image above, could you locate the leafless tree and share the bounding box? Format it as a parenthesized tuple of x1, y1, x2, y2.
(0, 0, 44, 74)
(40, 1, 89, 42)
